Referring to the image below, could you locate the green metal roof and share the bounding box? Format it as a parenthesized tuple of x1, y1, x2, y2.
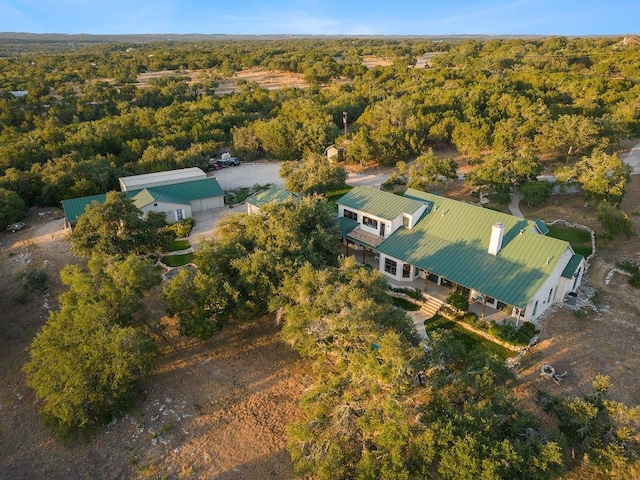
(377, 189, 572, 309)
(62, 177, 223, 223)
(337, 186, 425, 221)
(247, 186, 299, 208)
(561, 254, 584, 278)
(335, 216, 359, 237)
(138, 177, 224, 200)
(534, 219, 550, 235)
(61, 193, 107, 224)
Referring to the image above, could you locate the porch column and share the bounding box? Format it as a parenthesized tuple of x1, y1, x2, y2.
(424, 271, 429, 293)
(346, 240, 349, 256)
(481, 296, 487, 320)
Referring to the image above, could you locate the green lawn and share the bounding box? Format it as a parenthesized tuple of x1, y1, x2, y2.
(167, 239, 191, 252)
(389, 295, 421, 311)
(546, 224, 592, 257)
(325, 186, 353, 205)
(162, 252, 195, 267)
(424, 314, 516, 360)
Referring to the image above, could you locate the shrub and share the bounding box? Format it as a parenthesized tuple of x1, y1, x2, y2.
(446, 290, 469, 311)
(460, 312, 478, 326)
(24, 269, 48, 292)
(519, 181, 553, 207)
(489, 320, 538, 345)
(596, 201, 634, 239)
(516, 321, 538, 344)
(165, 218, 195, 238)
(389, 285, 423, 300)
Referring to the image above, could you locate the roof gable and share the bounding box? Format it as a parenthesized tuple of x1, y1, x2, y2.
(132, 188, 190, 209)
(337, 186, 425, 221)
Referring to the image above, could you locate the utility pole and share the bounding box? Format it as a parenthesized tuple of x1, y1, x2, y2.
(343, 111, 348, 136)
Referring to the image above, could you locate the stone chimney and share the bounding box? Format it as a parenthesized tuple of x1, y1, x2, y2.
(488, 222, 504, 255)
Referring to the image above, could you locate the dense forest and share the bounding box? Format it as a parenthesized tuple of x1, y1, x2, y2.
(1, 35, 640, 227)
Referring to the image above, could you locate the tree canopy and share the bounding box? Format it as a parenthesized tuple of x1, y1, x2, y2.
(24, 253, 159, 434)
(69, 191, 172, 258)
(164, 196, 339, 338)
(280, 151, 347, 194)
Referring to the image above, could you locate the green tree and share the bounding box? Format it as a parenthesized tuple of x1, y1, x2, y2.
(24, 303, 156, 435)
(518, 181, 554, 207)
(280, 152, 347, 194)
(0, 187, 27, 229)
(596, 201, 634, 239)
(166, 197, 339, 337)
(575, 150, 631, 201)
(69, 191, 172, 258)
(407, 148, 457, 189)
(163, 264, 235, 339)
(538, 375, 640, 477)
(274, 258, 423, 479)
(59, 253, 160, 326)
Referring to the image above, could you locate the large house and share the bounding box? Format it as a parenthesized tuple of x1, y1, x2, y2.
(62, 167, 224, 228)
(337, 186, 586, 323)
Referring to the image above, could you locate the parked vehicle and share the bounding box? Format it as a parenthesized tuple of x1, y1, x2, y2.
(7, 221, 25, 232)
(206, 160, 223, 171)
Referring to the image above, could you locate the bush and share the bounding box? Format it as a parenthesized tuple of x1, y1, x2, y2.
(164, 218, 195, 238)
(24, 269, 48, 292)
(516, 321, 538, 344)
(489, 320, 538, 346)
(460, 312, 478, 326)
(389, 285, 423, 300)
(446, 290, 469, 311)
(519, 181, 553, 207)
(596, 201, 634, 239)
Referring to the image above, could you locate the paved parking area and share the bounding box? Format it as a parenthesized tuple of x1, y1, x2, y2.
(208, 162, 284, 190)
(189, 206, 244, 247)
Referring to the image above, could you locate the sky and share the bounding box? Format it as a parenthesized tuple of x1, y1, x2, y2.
(0, 0, 638, 36)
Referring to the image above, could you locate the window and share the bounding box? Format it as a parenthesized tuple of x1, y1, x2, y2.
(362, 216, 378, 229)
(402, 264, 411, 278)
(403, 215, 410, 228)
(547, 288, 554, 303)
(384, 258, 397, 275)
(532, 300, 539, 317)
(176, 209, 185, 221)
(343, 209, 357, 220)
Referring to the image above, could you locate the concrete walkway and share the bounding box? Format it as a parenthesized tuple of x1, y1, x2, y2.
(409, 311, 430, 343)
(508, 189, 524, 218)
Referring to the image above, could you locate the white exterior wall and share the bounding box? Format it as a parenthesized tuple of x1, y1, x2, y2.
(138, 201, 192, 224)
(522, 247, 574, 322)
(556, 257, 586, 300)
(338, 202, 426, 238)
(378, 253, 419, 282)
(190, 196, 224, 212)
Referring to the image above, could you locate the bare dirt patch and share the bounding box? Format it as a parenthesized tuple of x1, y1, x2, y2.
(214, 68, 308, 95)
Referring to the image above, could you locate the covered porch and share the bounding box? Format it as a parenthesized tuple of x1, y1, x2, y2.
(339, 240, 513, 324)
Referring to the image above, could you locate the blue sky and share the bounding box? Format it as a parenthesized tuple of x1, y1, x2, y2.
(1, 0, 638, 36)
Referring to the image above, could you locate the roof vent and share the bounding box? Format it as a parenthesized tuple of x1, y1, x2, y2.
(488, 222, 504, 256)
